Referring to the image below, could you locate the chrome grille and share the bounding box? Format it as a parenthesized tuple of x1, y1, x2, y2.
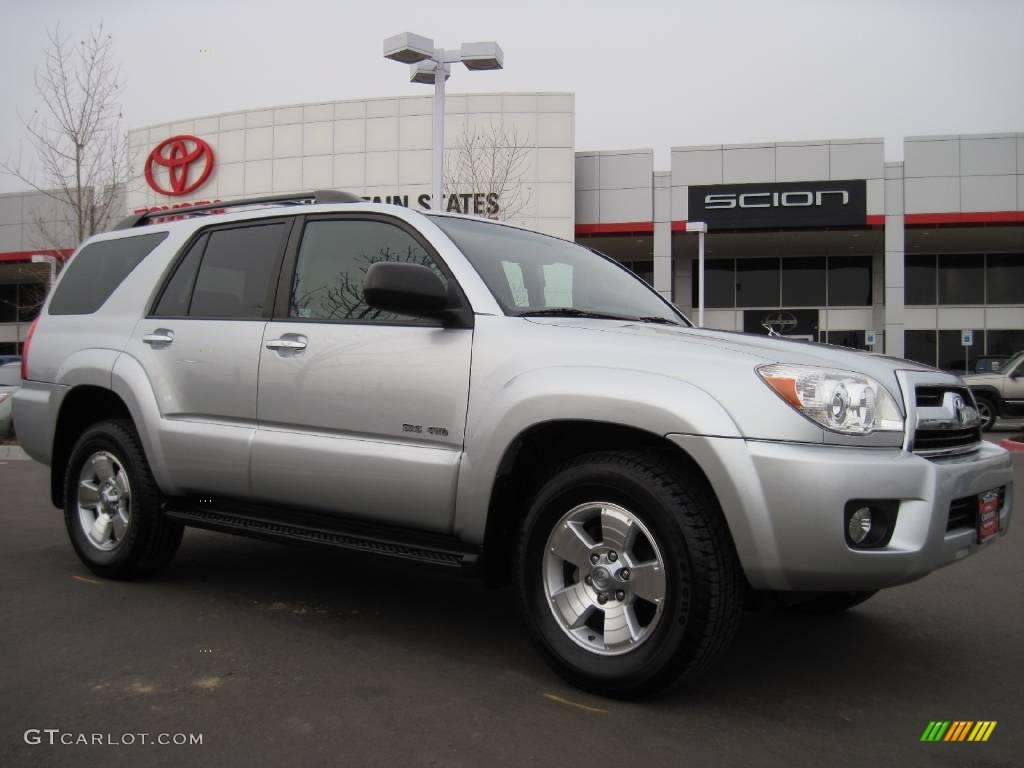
(911, 385, 982, 456)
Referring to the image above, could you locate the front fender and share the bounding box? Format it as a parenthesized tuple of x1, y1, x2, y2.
(453, 366, 742, 543)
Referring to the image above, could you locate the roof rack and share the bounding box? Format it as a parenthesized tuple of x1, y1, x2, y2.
(113, 189, 364, 230)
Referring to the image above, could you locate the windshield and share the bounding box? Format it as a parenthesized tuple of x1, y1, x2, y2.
(430, 216, 688, 325)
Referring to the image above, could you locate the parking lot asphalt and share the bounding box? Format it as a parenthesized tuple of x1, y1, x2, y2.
(1, 452, 1022, 768)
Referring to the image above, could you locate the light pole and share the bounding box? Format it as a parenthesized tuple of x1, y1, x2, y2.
(383, 33, 504, 212)
(685, 221, 708, 327)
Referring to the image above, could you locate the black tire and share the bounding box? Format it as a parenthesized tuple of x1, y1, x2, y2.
(516, 450, 745, 699)
(788, 590, 878, 615)
(974, 395, 997, 432)
(63, 419, 183, 579)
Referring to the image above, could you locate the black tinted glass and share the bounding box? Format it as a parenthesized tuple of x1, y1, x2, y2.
(0, 285, 15, 322)
(938, 329, 969, 371)
(735, 258, 780, 308)
(154, 235, 207, 316)
(781, 257, 826, 306)
(937, 254, 983, 305)
(986, 329, 1024, 358)
(904, 330, 937, 368)
(827, 256, 872, 306)
(49, 233, 168, 315)
(985, 253, 1024, 304)
(692, 259, 734, 309)
(291, 219, 444, 322)
(190, 223, 288, 319)
(905, 254, 937, 305)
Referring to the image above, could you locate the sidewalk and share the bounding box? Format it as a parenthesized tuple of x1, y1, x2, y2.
(0, 444, 30, 461)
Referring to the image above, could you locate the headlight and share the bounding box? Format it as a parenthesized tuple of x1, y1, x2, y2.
(757, 364, 904, 435)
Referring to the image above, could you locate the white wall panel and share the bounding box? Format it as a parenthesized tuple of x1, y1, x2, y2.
(722, 147, 774, 183)
(302, 156, 333, 189)
(399, 114, 432, 150)
(538, 114, 572, 147)
(333, 120, 365, 154)
(960, 137, 1016, 176)
(216, 163, 244, 198)
(245, 127, 273, 161)
(273, 158, 302, 191)
(303, 122, 333, 156)
(904, 139, 958, 178)
(960, 175, 1016, 212)
(672, 149, 722, 186)
(905, 177, 960, 213)
(333, 154, 364, 188)
(273, 124, 302, 158)
(365, 118, 398, 152)
(365, 152, 398, 186)
(244, 160, 272, 194)
(775, 144, 828, 181)
(829, 142, 883, 180)
(599, 187, 651, 223)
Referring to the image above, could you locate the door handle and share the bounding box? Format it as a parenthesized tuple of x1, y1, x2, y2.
(265, 337, 307, 351)
(142, 330, 174, 345)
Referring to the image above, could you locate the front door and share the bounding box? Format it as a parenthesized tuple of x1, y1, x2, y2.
(126, 219, 292, 497)
(251, 215, 473, 533)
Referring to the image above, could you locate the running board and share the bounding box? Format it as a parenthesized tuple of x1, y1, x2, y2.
(165, 505, 478, 568)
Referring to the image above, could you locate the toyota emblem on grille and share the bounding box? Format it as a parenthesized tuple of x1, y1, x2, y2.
(952, 395, 967, 425)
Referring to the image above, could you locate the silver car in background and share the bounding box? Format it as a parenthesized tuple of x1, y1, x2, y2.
(0, 361, 22, 437)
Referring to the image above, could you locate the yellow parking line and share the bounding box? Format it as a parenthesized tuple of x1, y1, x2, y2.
(72, 575, 102, 585)
(543, 693, 608, 714)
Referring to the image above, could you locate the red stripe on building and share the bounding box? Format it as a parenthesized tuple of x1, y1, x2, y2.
(0, 249, 73, 263)
(905, 211, 1024, 226)
(865, 214, 886, 226)
(575, 222, 655, 236)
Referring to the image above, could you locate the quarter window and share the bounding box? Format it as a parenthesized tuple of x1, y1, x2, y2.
(289, 219, 445, 323)
(188, 223, 289, 319)
(49, 232, 168, 315)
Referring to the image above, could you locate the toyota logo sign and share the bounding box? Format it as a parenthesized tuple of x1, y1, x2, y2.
(145, 135, 215, 196)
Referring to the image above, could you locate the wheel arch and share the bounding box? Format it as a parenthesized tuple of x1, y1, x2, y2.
(476, 419, 731, 587)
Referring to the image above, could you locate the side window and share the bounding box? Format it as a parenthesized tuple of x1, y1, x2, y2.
(49, 232, 168, 315)
(153, 235, 207, 316)
(289, 219, 445, 323)
(189, 222, 289, 319)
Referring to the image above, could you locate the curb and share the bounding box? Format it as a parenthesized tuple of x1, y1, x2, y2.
(999, 437, 1024, 453)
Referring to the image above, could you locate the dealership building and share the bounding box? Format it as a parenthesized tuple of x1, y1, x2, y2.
(1, 91, 1022, 368)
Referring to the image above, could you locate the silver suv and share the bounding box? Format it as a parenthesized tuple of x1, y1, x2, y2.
(14, 191, 1014, 697)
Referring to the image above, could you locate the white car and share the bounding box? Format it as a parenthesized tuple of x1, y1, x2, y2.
(0, 361, 22, 437)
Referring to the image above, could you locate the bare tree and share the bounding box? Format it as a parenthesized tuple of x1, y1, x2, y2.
(444, 122, 533, 221)
(2, 24, 128, 248)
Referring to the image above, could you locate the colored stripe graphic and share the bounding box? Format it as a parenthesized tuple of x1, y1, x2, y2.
(921, 721, 996, 742)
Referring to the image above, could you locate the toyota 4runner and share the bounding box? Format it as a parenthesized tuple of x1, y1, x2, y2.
(13, 191, 1014, 697)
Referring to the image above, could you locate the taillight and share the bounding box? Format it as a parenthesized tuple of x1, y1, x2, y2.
(21, 317, 39, 381)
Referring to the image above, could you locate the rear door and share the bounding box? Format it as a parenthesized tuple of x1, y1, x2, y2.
(250, 214, 473, 533)
(125, 219, 292, 497)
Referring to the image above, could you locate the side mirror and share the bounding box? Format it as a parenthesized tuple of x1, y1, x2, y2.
(363, 262, 452, 321)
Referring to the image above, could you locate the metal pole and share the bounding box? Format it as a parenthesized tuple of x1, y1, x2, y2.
(432, 53, 446, 212)
(698, 230, 705, 328)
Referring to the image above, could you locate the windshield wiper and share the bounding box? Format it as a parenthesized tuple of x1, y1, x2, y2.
(516, 308, 636, 321)
(516, 308, 684, 326)
(634, 316, 683, 326)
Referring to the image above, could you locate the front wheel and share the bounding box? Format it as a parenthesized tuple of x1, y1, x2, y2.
(974, 396, 997, 432)
(64, 420, 183, 580)
(517, 450, 744, 698)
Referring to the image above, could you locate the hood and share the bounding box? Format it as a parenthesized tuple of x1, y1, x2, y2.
(525, 317, 938, 391)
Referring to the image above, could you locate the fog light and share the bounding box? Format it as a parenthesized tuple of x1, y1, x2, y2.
(848, 506, 872, 545)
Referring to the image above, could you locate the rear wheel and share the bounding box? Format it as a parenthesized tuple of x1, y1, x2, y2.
(788, 590, 878, 615)
(517, 450, 744, 698)
(974, 396, 997, 432)
(64, 420, 183, 579)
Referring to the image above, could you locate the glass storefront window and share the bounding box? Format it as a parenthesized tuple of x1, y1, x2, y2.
(691, 258, 735, 308)
(735, 258, 780, 308)
(781, 257, 826, 306)
(939, 329, 971, 373)
(825, 330, 867, 350)
(905, 330, 937, 368)
(827, 256, 872, 306)
(905, 254, 937, 305)
(985, 254, 1024, 304)
(986, 329, 1024, 357)
(937, 253, 983, 305)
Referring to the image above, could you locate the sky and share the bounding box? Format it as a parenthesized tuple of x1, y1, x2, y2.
(1, 0, 1023, 193)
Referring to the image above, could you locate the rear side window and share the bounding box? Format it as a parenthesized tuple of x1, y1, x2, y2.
(187, 223, 289, 319)
(153, 235, 207, 317)
(49, 232, 168, 315)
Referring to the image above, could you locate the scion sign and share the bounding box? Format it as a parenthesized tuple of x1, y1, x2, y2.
(689, 180, 866, 229)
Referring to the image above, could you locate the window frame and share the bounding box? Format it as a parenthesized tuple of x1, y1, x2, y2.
(271, 213, 471, 327)
(148, 218, 294, 321)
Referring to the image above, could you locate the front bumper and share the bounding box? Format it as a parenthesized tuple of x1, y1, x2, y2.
(667, 434, 1013, 591)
